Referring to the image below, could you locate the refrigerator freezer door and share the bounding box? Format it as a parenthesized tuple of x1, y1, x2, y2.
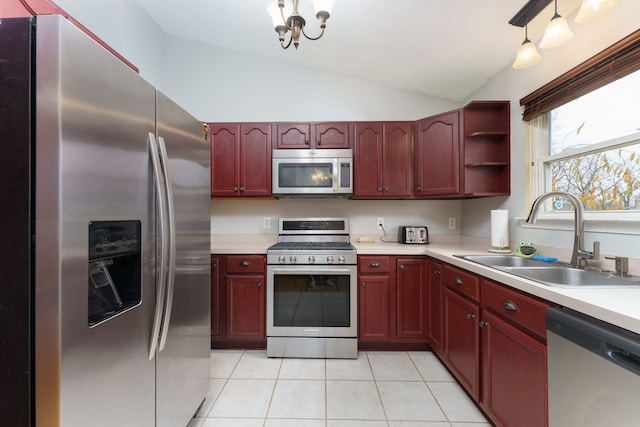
(34, 15, 157, 427)
(156, 91, 211, 427)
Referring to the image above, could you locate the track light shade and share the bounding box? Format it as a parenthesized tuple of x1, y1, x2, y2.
(575, 0, 618, 23)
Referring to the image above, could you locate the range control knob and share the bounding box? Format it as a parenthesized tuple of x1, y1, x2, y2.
(327, 256, 335, 264)
(308, 256, 316, 264)
(278, 256, 286, 264)
(289, 256, 297, 264)
(338, 256, 346, 264)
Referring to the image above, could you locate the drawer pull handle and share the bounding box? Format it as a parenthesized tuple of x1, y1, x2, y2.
(503, 300, 519, 312)
(369, 261, 380, 268)
(454, 278, 463, 286)
(466, 313, 476, 320)
(240, 261, 251, 267)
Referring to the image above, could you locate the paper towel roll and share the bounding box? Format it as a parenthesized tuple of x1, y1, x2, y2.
(491, 209, 509, 249)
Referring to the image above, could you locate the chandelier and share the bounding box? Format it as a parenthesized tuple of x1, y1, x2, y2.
(267, 0, 336, 50)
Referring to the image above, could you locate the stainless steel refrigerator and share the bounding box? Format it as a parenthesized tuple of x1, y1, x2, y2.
(0, 14, 211, 427)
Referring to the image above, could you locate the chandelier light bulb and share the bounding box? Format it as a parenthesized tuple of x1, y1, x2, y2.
(575, 0, 619, 23)
(311, 0, 336, 17)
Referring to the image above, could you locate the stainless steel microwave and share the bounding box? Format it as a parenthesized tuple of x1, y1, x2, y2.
(272, 149, 353, 196)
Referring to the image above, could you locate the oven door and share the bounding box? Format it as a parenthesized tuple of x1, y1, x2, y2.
(267, 265, 357, 338)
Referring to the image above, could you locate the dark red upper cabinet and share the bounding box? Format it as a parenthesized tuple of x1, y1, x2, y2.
(314, 122, 351, 149)
(210, 122, 272, 198)
(353, 122, 413, 199)
(274, 123, 311, 149)
(415, 110, 460, 197)
(275, 122, 351, 149)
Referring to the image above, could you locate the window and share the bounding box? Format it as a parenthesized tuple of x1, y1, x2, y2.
(543, 69, 640, 211)
(523, 29, 640, 217)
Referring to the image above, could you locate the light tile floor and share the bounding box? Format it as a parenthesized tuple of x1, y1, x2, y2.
(187, 350, 491, 427)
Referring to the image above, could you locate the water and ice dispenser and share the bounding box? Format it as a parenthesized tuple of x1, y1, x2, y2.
(88, 221, 142, 326)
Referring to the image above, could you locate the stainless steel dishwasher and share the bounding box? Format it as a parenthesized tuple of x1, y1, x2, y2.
(547, 307, 640, 427)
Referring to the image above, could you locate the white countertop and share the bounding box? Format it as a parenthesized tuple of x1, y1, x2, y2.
(212, 233, 640, 335)
(211, 234, 277, 255)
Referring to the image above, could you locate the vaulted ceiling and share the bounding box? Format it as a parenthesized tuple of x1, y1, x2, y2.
(135, 0, 583, 102)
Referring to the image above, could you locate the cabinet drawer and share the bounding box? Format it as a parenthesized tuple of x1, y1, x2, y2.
(225, 255, 265, 273)
(359, 256, 390, 274)
(482, 279, 550, 339)
(443, 265, 479, 302)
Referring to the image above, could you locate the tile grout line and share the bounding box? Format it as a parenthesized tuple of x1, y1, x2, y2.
(408, 351, 455, 426)
(367, 351, 392, 426)
(263, 351, 283, 426)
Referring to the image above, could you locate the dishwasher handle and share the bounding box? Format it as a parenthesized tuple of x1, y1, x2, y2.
(605, 343, 640, 374)
(547, 307, 640, 376)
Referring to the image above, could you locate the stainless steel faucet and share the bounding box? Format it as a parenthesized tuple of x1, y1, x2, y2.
(525, 191, 599, 268)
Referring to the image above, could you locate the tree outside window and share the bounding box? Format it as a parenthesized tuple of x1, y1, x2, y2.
(544, 69, 640, 212)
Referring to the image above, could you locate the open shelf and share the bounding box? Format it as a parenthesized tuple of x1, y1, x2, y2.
(463, 101, 510, 197)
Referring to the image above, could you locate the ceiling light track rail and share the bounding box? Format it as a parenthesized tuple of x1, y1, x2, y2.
(510, 0, 619, 69)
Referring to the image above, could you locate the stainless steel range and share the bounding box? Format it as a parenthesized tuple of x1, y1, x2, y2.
(267, 218, 358, 359)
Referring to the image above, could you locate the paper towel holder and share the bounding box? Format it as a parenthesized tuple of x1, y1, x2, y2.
(488, 209, 512, 253)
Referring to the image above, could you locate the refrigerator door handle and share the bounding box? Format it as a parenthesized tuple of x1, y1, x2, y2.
(157, 136, 176, 352)
(148, 132, 169, 361)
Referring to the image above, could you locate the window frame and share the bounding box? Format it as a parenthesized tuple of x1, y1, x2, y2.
(521, 29, 640, 234)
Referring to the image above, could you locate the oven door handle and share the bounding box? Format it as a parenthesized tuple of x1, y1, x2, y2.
(271, 268, 354, 275)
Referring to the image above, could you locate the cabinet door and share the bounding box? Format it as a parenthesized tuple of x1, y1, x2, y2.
(240, 123, 272, 197)
(353, 122, 384, 198)
(415, 111, 460, 197)
(444, 288, 480, 399)
(481, 311, 548, 427)
(226, 274, 265, 340)
(211, 256, 221, 339)
(382, 122, 413, 198)
(314, 122, 351, 149)
(396, 258, 428, 339)
(275, 123, 311, 149)
(210, 123, 240, 197)
(427, 260, 444, 354)
(358, 274, 390, 341)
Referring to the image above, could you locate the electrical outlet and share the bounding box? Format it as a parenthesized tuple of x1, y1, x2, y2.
(377, 217, 384, 230)
(263, 217, 271, 229)
(448, 217, 456, 230)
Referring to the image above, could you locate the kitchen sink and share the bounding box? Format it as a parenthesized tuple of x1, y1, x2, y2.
(457, 255, 640, 288)
(500, 266, 640, 288)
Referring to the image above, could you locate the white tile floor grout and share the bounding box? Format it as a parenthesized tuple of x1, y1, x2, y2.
(187, 350, 492, 427)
